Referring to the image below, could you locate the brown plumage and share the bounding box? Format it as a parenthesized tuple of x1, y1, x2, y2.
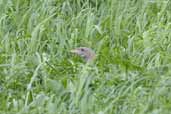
(71, 47, 96, 62)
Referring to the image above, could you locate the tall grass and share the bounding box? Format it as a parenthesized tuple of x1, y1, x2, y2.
(0, 0, 171, 113)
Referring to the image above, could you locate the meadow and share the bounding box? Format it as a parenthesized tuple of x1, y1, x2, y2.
(0, 0, 171, 114)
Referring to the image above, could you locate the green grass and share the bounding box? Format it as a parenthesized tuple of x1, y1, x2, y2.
(0, 0, 171, 114)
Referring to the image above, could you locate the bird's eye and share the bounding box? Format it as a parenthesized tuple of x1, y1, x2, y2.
(80, 48, 85, 51)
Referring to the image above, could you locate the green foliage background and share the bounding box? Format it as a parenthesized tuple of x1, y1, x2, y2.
(0, 0, 171, 114)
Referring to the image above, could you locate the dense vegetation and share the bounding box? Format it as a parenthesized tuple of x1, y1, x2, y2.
(0, 0, 171, 113)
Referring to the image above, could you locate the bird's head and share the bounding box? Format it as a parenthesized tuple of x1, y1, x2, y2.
(71, 47, 96, 62)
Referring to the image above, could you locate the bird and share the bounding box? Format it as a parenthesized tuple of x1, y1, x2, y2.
(70, 47, 96, 62)
(70, 47, 97, 105)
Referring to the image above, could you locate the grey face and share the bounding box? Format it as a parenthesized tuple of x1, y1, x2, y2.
(71, 47, 95, 61)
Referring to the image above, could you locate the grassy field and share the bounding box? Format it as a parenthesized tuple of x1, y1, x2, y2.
(0, 0, 171, 114)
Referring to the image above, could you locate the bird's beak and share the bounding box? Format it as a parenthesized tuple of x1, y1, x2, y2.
(70, 49, 79, 54)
